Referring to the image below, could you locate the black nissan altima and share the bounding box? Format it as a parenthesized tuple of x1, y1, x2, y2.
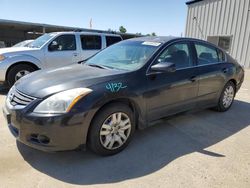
(3, 37, 244, 155)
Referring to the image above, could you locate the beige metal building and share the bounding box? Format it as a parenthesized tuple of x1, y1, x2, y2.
(185, 0, 250, 68)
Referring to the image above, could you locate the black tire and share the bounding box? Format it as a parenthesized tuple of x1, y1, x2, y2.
(87, 103, 135, 156)
(214, 81, 236, 112)
(7, 64, 35, 87)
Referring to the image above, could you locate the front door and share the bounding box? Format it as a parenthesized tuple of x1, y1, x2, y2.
(145, 42, 199, 121)
(45, 34, 80, 68)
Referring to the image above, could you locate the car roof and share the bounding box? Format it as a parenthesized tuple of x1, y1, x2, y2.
(128, 36, 178, 44)
(129, 36, 224, 50)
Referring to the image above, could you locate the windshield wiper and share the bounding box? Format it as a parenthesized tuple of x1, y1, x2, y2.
(87, 64, 108, 69)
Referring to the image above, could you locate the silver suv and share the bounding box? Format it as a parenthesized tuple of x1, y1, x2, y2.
(0, 31, 122, 86)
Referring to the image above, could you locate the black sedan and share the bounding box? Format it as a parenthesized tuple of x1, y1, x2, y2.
(3, 37, 244, 155)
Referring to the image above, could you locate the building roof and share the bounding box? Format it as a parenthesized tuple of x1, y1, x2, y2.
(186, 0, 205, 5)
(0, 19, 139, 39)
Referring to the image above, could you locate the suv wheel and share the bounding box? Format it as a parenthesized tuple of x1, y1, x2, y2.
(7, 64, 35, 87)
(88, 103, 135, 156)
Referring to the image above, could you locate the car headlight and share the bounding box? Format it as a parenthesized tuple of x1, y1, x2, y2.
(0, 54, 6, 61)
(33, 88, 92, 114)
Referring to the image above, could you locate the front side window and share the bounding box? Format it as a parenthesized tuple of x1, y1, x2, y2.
(195, 43, 219, 65)
(48, 35, 76, 51)
(106, 36, 122, 47)
(81, 35, 102, 50)
(156, 43, 192, 69)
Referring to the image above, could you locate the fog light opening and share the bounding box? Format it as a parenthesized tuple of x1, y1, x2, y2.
(37, 135, 50, 144)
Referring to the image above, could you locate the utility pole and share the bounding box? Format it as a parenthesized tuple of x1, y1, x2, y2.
(193, 16, 205, 39)
(89, 18, 93, 29)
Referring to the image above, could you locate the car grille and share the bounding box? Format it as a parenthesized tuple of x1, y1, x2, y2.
(8, 87, 36, 107)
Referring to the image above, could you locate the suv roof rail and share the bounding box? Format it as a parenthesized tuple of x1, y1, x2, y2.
(73, 29, 120, 36)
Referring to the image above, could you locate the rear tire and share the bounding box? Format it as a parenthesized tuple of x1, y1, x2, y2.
(87, 103, 135, 156)
(7, 64, 35, 87)
(214, 81, 236, 112)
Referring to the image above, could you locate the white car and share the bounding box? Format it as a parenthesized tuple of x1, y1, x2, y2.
(0, 31, 122, 86)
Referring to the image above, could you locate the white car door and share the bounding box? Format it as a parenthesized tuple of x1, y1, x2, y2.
(79, 34, 103, 60)
(45, 34, 81, 68)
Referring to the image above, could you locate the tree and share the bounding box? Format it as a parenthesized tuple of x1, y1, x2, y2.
(119, 26, 127, 33)
(151, 32, 156, 36)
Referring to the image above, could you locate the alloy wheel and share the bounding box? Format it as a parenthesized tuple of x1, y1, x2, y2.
(222, 85, 235, 108)
(99, 112, 132, 150)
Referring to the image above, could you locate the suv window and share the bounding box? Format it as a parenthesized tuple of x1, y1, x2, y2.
(195, 43, 220, 65)
(106, 36, 122, 47)
(81, 35, 102, 50)
(48, 35, 76, 51)
(157, 42, 192, 69)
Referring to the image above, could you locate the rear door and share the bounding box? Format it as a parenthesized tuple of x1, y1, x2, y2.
(80, 34, 102, 60)
(193, 41, 228, 106)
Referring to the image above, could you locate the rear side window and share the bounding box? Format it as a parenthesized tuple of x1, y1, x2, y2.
(195, 43, 219, 65)
(81, 35, 101, 50)
(106, 36, 122, 47)
(218, 49, 225, 62)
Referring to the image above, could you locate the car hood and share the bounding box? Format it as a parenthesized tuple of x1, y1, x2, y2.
(0, 47, 39, 55)
(15, 64, 127, 98)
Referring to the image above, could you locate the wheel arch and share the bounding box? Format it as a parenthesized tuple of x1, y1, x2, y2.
(5, 61, 40, 81)
(93, 98, 141, 128)
(228, 79, 237, 88)
(85, 97, 142, 146)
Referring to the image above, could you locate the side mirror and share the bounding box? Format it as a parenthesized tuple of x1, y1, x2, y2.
(48, 41, 59, 51)
(151, 62, 176, 73)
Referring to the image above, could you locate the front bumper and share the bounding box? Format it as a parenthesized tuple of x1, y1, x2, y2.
(2, 102, 93, 152)
(0, 61, 7, 82)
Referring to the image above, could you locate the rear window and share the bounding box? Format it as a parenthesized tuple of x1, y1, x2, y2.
(81, 35, 102, 50)
(106, 36, 122, 47)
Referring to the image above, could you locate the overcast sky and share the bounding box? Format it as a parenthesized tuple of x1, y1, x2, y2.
(1, 0, 188, 36)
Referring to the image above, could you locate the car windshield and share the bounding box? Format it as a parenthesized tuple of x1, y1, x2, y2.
(85, 40, 161, 71)
(28, 33, 56, 48)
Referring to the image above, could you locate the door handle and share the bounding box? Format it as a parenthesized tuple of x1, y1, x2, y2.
(73, 53, 78, 57)
(189, 76, 197, 82)
(222, 68, 229, 73)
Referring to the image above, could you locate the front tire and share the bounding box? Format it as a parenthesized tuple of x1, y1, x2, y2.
(7, 64, 35, 87)
(87, 103, 135, 156)
(214, 81, 236, 112)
